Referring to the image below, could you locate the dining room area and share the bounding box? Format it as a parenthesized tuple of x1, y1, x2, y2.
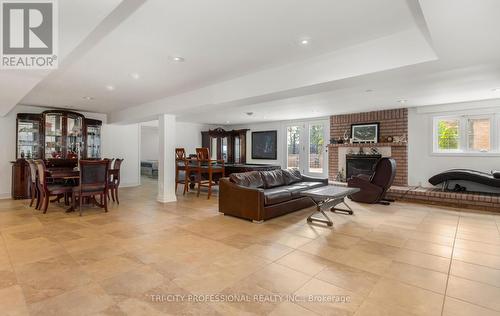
(11, 109, 125, 216)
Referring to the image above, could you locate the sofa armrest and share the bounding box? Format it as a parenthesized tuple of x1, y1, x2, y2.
(219, 178, 265, 221)
(301, 175, 329, 184)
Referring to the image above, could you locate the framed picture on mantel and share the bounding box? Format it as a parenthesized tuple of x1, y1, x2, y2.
(351, 123, 379, 143)
(251, 130, 277, 160)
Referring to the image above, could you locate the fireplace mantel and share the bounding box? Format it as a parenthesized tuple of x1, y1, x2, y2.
(328, 142, 407, 148)
(329, 108, 408, 186)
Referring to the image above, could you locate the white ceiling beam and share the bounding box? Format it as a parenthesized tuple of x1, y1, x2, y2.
(109, 27, 437, 123)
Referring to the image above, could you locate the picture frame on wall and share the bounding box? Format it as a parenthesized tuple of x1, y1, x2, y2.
(251, 130, 277, 159)
(351, 123, 379, 143)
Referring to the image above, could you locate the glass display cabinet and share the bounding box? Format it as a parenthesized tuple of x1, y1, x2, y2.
(43, 111, 84, 160)
(44, 111, 64, 159)
(16, 114, 42, 159)
(202, 128, 248, 164)
(12, 110, 103, 199)
(84, 119, 102, 159)
(66, 113, 83, 159)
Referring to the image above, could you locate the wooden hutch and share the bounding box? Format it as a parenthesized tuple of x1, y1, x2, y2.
(11, 110, 102, 199)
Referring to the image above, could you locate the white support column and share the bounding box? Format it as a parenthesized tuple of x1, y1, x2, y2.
(157, 114, 177, 203)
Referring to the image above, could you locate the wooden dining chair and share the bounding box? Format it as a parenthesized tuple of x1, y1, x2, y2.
(34, 160, 73, 214)
(105, 158, 115, 170)
(195, 147, 225, 199)
(72, 160, 109, 216)
(175, 148, 201, 194)
(27, 160, 40, 209)
(175, 148, 187, 191)
(104, 158, 114, 201)
(108, 158, 123, 204)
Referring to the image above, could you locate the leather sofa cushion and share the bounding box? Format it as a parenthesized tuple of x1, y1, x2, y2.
(261, 170, 286, 188)
(230, 171, 264, 188)
(298, 182, 325, 190)
(284, 184, 308, 197)
(282, 168, 303, 185)
(263, 187, 292, 205)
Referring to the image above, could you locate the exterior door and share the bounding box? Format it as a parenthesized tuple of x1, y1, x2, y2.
(286, 120, 328, 178)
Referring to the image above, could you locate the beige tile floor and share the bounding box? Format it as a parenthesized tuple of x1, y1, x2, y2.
(0, 177, 499, 316)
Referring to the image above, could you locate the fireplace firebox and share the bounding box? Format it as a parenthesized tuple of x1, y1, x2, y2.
(346, 154, 382, 180)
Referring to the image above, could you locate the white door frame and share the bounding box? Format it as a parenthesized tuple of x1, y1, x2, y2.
(284, 119, 329, 178)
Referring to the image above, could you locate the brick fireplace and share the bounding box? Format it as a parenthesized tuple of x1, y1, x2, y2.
(329, 108, 408, 186)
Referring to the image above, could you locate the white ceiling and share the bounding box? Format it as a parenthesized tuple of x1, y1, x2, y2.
(20, 0, 419, 112)
(0, 0, 125, 116)
(5, 0, 500, 124)
(179, 62, 500, 124)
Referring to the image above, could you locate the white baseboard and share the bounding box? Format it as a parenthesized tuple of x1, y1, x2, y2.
(0, 192, 11, 200)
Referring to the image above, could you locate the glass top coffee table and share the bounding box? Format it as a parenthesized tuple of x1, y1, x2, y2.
(300, 185, 360, 226)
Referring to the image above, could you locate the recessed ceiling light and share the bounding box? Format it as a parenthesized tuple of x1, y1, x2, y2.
(171, 56, 185, 62)
(106, 85, 115, 91)
(82, 96, 94, 101)
(225, 120, 230, 124)
(397, 99, 408, 104)
(130, 73, 140, 79)
(299, 38, 311, 46)
(365, 89, 374, 93)
(245, 112, 254, 116)
(492, 88, 500, 92)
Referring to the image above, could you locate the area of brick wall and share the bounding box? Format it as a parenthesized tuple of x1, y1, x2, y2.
(386, 186, 500, 213)
(329, 108, 408, 186)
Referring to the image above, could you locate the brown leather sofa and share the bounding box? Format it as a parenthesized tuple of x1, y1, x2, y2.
(219, 169, 328, 222)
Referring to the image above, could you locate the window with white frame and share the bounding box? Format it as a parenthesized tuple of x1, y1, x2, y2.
(433, 114, 497, 153)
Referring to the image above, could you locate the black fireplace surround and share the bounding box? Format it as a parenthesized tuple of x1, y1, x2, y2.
(346, 154, 382, 179)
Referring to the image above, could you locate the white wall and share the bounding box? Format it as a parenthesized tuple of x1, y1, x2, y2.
(408, 105, 500, 187)
(0, 107, 27, 198)
(101, 123, 141, 187)
(175, 122, 212, 154)
(140, 126, 159, 160)
(139, 121, 212, 160)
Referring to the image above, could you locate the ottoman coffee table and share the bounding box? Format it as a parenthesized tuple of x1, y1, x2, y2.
(301, 185, 360, 226)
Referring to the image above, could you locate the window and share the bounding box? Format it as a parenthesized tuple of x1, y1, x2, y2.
(436, 118, 460, 151)
(287, 126, 301, 168)
(467, 118, 491, 152)
(433, 115, 497, 154)
(308, 124, 324, 173)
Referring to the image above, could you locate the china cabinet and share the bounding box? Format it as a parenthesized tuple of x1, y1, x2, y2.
(11, 110, 103, 199)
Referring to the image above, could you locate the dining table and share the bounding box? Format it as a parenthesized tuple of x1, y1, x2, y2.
(46, 168, 118, 212)
(47, 169, 80, 179)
